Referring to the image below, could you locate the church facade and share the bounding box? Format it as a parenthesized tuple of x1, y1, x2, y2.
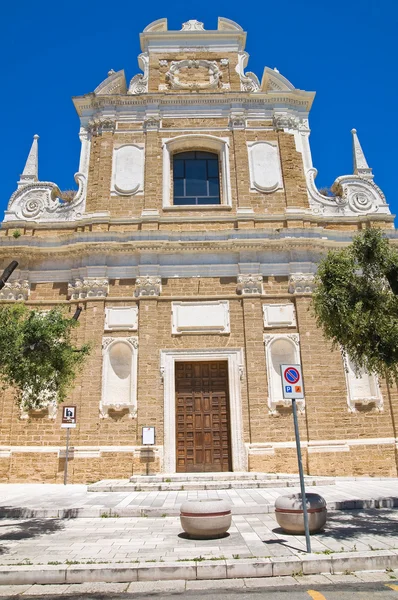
(0, 18, 396, 483)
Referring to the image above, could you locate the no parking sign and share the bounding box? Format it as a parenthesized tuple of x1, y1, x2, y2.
(280, 364, 304, 399)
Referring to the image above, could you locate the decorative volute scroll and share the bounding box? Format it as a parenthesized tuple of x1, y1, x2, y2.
(305, 129, 390, 217)
(236, 274, 263, 295)
(0, 280, 30, 301)
(68, 278, 109, 299)
(112, 145, 144, 195)
(128, 53, 149, 95)
(288, 274, 315, 294)
(134, 276, 161, 297)
(5, 134, 87, 223)
(247, 141, 283, 193)
(101, 337, 138, 418)
(236, 52, 260, 92)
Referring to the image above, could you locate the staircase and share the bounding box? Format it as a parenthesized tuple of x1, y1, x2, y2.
(88, 472, 334, 492)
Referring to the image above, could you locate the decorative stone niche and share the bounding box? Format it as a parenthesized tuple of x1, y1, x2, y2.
(171, 301, 230, 335)
(343, 355, 383, 412)
(111, 144, 144, 195)
(247, 141, 283, 193)
(101, 337, 138, 418)
(263, 304, 296, 328)
(105, 307, 138, 331)
(263, 334, 304, 414)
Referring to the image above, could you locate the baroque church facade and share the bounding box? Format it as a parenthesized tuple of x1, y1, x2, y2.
(0, 18, 396, 483)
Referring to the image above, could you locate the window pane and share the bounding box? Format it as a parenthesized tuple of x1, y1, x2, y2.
(207, 159, 219, 178)
(197, 197, 220, 205)
(186, 160, 207, 196)
(174, 197, 197, 205)
(208, 178, 220, 196)
(174, 151, 196, 160)
(196, 151, 218, 159)
(173, 159, 185, 178)
(173, 178, 184, 197)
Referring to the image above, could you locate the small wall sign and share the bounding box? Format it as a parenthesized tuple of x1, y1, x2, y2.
(61, 405, 77, 428)
(142, 426, 155, 445)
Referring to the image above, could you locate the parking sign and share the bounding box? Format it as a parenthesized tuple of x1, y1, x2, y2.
(280, 364, 304, 399)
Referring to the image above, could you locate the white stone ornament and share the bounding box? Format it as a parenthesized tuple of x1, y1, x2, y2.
(134, 276, 161, 297)
(247, 141, 283, 193)
(68, 278, 109, 299)
(181, 20, 205, 31)
(236, 52, 260, 92)
(165, 60, 222, 90)
(236, 274, 263, 295)
(288, 274, 315, 294)
(0, 280, 30, 301)
(112, 144, 144, 195)
(128, 53, 149, 95)
(101, 337, 138, 418)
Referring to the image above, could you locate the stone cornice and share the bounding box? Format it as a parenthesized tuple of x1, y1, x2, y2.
(72, 90, 315, 117)
(1, 232, 398, 261)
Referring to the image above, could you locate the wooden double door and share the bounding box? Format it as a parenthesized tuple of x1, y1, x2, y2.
(175, 361, 232, 473)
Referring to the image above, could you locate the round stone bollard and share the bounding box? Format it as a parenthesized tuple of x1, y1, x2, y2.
(275, 493, 327, 534)
(180, 498, 232, 539)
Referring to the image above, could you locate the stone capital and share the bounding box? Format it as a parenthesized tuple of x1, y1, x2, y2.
(134, 276, 161, 297)
(0, 280, 30, 301)
(288, 273, 315, 294)
(68, 277, 109, 300)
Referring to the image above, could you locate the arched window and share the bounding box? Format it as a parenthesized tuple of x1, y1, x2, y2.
(173, 151, 220, 205)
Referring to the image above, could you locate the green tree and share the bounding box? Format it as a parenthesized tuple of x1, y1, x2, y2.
(312, 228, 398, 381)
(0, 305, 90, 411)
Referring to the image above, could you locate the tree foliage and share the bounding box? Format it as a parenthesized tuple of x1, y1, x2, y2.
(0, 305, 90, 410)
(312, 228, 398, 381)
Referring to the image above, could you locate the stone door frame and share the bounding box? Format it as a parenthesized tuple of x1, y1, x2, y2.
(160, 348, 247, 473)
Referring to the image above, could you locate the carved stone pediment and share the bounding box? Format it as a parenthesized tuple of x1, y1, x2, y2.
(165, 60, 222, 90)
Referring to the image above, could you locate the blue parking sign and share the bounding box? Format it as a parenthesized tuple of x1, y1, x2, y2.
(285, 385, 292, 393)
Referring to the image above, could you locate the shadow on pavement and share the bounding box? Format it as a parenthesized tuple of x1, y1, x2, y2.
(0, 517, 64, 555)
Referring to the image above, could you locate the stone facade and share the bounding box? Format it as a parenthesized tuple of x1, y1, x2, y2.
(0, 18, 397, 483)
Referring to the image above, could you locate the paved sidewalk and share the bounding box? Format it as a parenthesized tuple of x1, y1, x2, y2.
(1, 478, 398, 518)
(0, 479, 397, 584)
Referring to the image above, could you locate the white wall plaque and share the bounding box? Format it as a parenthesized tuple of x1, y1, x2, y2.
(142, 427, 155, 445)
(105, 307, 138, 331)
(247, 141, 283, 193)
(172, 300, 230, 335)
(263, 303, 296, 328)
(112, 144, 144, 195)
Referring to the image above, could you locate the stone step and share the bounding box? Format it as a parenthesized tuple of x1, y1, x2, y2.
(128, 472, 302, 483)
(87, 476, 334, 492)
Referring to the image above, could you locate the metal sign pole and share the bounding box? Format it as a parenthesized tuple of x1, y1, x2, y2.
(292, 398, 311, 553)
(64, 428, 70, 486)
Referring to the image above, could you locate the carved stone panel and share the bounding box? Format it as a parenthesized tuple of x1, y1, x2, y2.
(247, 142, 283, 193)
(263, 303, 296, 328)
(165, 60, 222, 90)
(172, 300, 230, 335)
(112, 145, 144, 195)
(105, 307, 138, 331)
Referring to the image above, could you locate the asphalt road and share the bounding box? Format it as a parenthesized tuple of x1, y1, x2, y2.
(11, 581, 398, 599)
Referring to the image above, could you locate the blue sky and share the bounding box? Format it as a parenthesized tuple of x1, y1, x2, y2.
(1, 0, 397, 219)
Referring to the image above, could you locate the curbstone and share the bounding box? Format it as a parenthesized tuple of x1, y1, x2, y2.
(225, 558, 272, 579)
(301, 554, 332, 575)
(271, 556, 302, 577)
(65, 563, 138, 584)
(0, 565, 66, 586)
(331, 550, 398, 573)
(137, 562, 196, 581)
(196, 560, 227, 580)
